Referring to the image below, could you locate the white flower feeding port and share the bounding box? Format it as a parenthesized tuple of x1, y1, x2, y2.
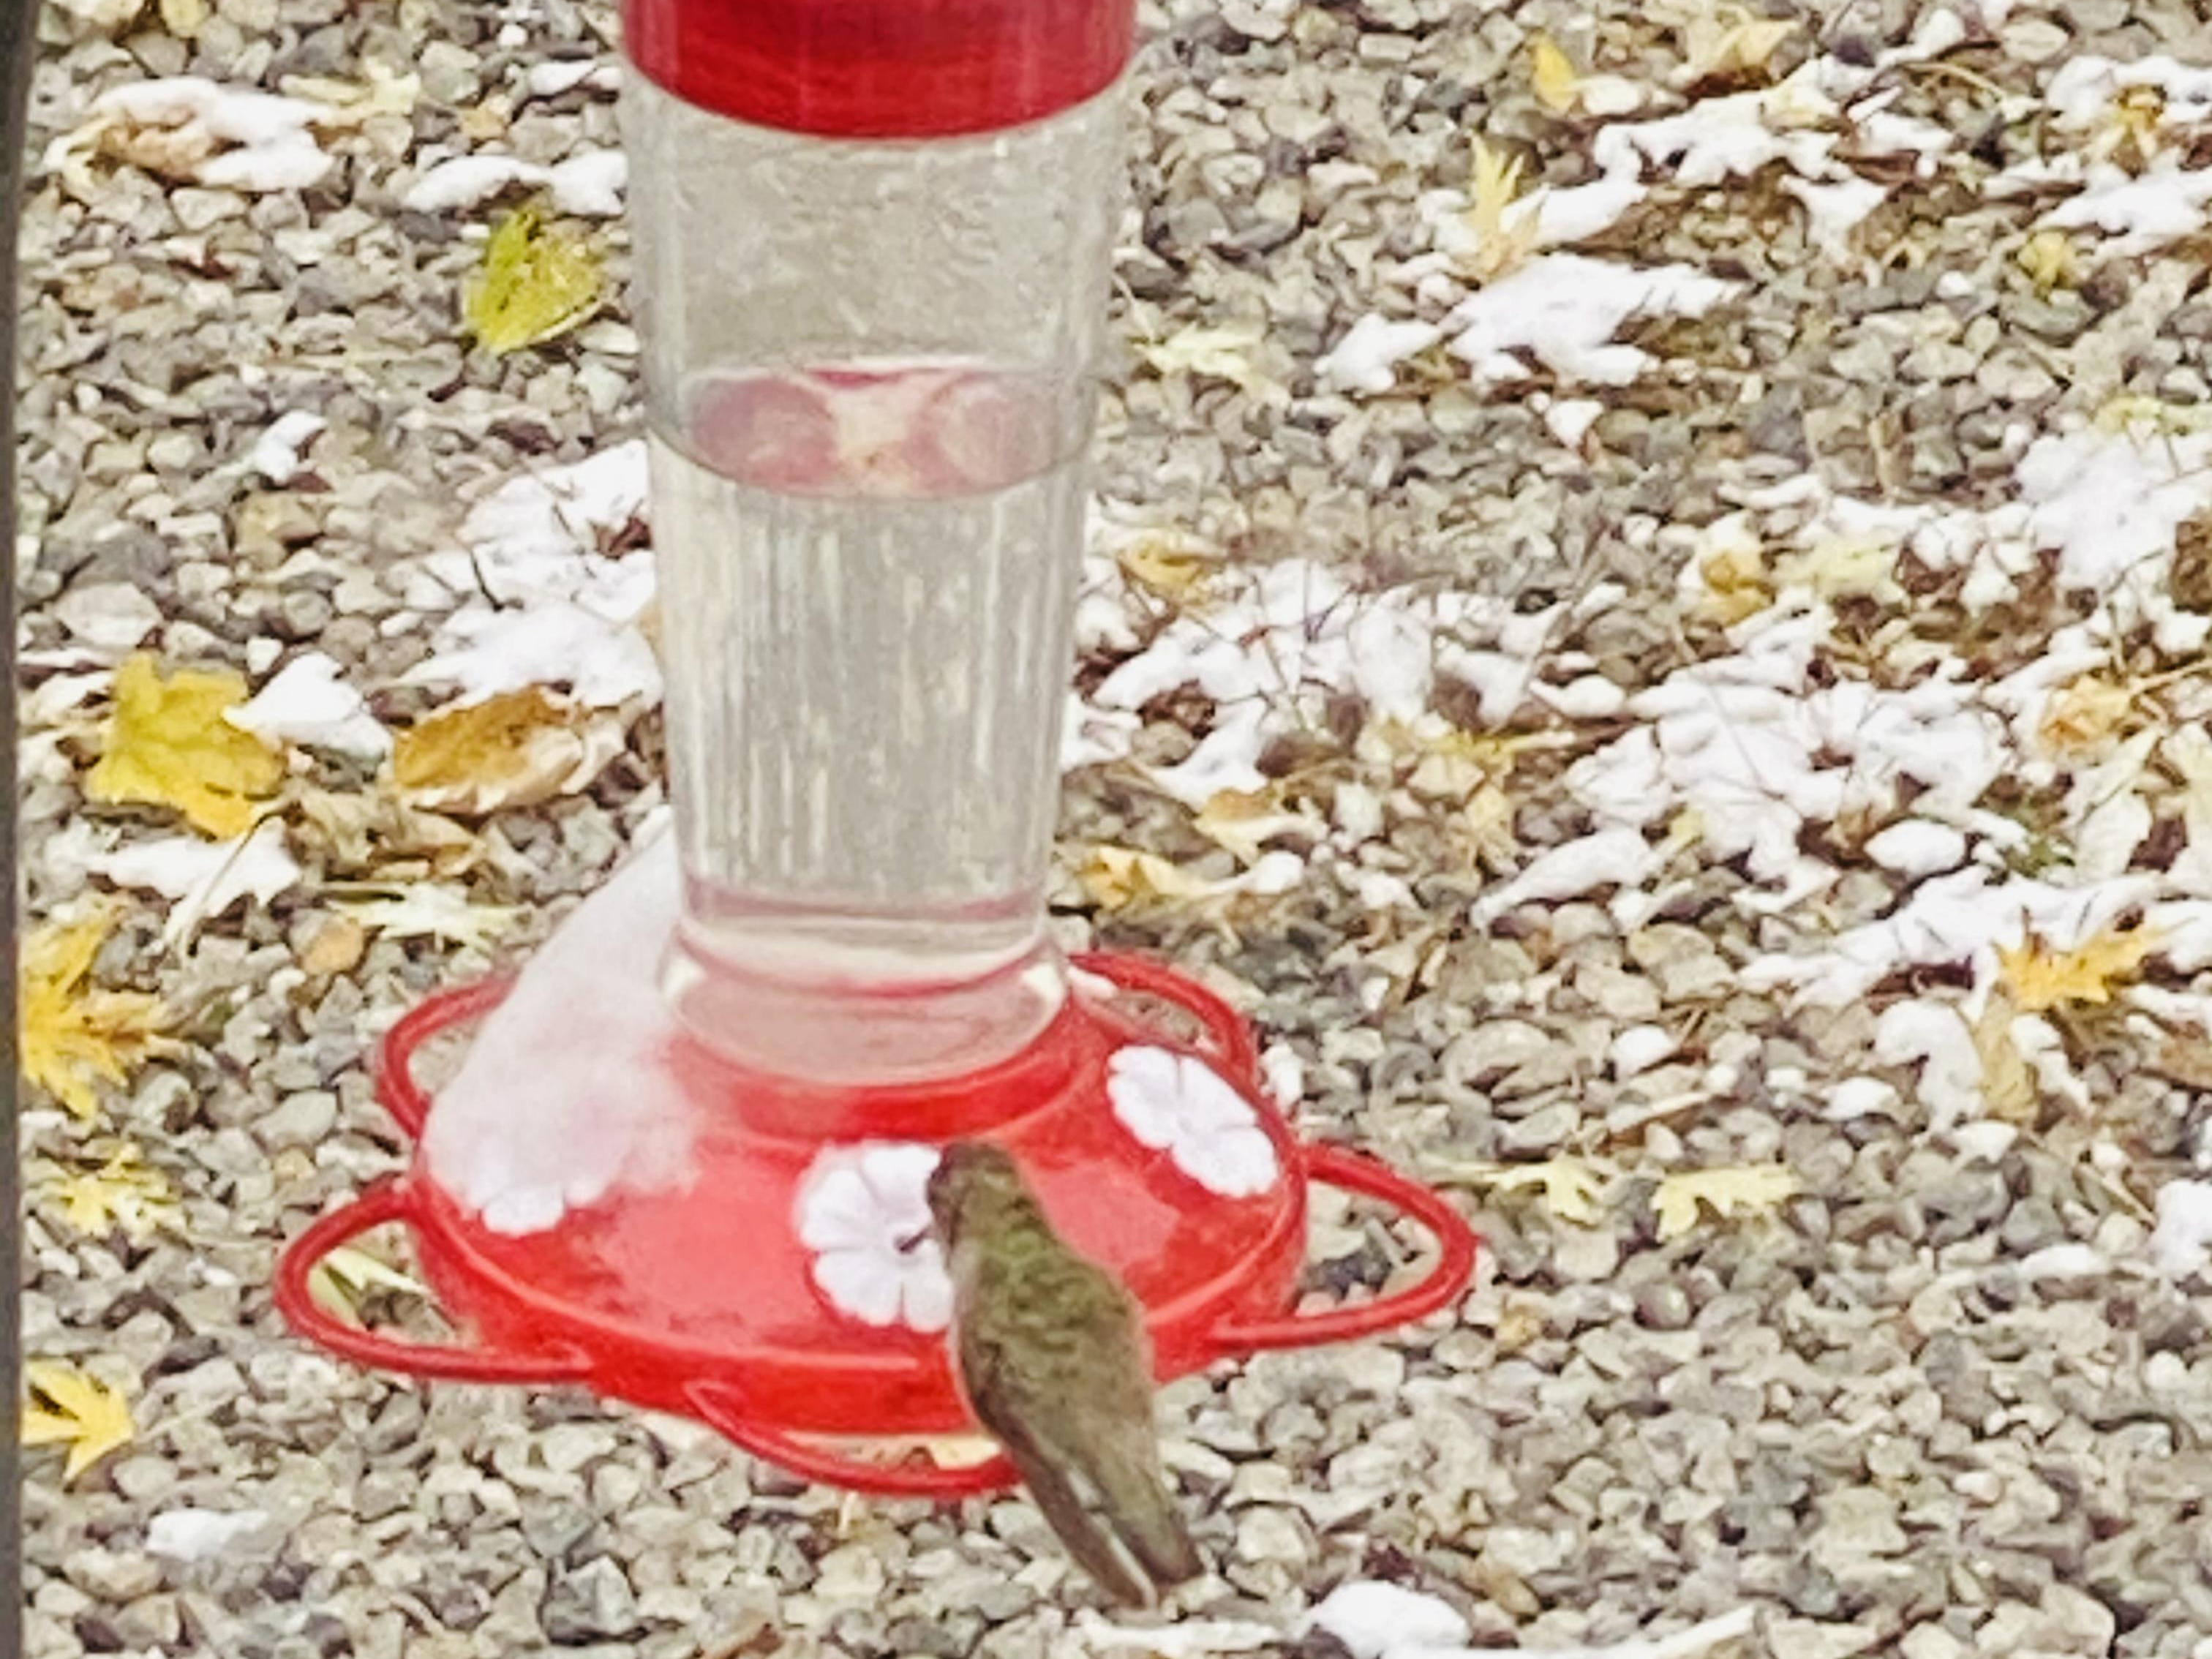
(1105, 1047, 1281, 1200)
(795, 1144, 953, 1334)
(274, 0, 1477, 1496)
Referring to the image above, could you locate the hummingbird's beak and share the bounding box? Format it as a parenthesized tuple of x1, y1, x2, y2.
(895, 1226, 933, 1254)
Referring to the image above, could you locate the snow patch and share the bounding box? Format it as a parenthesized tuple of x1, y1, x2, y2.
(1084, 560, 1523, 805)
(1865, 819, 1968, 878)
(1445, 254, 1739, 388)
(1304, 1583, 1470, 1658)
(402, 148, 628, 217)
(422, 827, 699, 1234)
(2044, 54, 2212, 130)
(2151, 1181, 2212, 1282)
(90, 819, 303, 949)
(1306, 1582, 1756, 1659)
(55, 77, 334, 192)
(229, 651, 389, 759)
(1316, 315, 1443, 394)
(247, 410, 326, 484)
(2036, 161, 2212, 257)
(403, 442, 660, 710)
(146, 1507, 274, 1562)
(1474, 827, 1663, 922)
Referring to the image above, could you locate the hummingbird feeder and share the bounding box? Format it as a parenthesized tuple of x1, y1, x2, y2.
(276, 0, 1479, 1496)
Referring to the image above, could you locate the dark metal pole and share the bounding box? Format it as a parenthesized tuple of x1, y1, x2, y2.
(4, 1, 34, 1651)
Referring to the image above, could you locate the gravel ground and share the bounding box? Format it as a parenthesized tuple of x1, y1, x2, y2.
(17, 1, 2212, 1657)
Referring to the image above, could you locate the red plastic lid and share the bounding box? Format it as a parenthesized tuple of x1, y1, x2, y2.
(622, 0, 1137, 139)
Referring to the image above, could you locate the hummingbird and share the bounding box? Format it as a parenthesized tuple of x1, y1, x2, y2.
(924, 1140, 1203, 1606)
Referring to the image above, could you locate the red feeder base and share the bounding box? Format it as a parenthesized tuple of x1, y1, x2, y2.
(276, 953, 1478, 1497)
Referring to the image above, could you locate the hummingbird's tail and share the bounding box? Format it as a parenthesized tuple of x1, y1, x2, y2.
(1007, 1443, 1158, 1607)
(1083, 1437, 1204, 1592)
(1003, 1428, 1202, 1607)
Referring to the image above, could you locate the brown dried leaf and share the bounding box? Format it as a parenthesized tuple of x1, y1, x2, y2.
(391, 688, 622, 815)
(2039, 673, 2136, 754)
(294, 912, 368, 977)
(2149, 1032, 2212, 1091)
(293, 786, 480, 878)
(1192, 788, 1314, 863)
(1971, 988, 2041, 1124)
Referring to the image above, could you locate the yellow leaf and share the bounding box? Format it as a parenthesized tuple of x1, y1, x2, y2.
(1470, 138, 1525, 224)
(1523, 1160, 1608, 1224)
(457, 102, 510, 144)
(1136, 323, 1265, 387)
(391, 687, 622, 814)
(2097, 84, 2166, 165)
(1192, 788, 1314, 863)
(19, 915, 170, 1121)
(464, 203, 603, 356)
(1663, 805, 1707, 855)
(1076, 846, 1214, 913)
(1653, 1165, 1798, 1240)
(1116, 533, 1221, 603)
(2017, 230, 2080, 297)
(1775, 540, 1904, 604)
(1530, 34, 1584, 113)
(2094, 394, 2212, 437)
(42, 1145, 180, 1241)
(308, 1244, 430, 1327)
(1492, 1294, 1546, 1353)
(1437, 1158, 1609, 1225)
(1695, 541, 1772, 625)
(1998, 925, 2162, 1014)
(283, 62, 421, 126)
(1450, 781, 1520, 871)
(1459, 136, 1540, 285)
(1678, 4, 1797, 82)
(87, 654, 285, 838)
(23, 1361, 136, 1483)
(2038, 673, 2135, 753)
(1363, 718, 1544, 800)
(328, 882, 520, 951)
